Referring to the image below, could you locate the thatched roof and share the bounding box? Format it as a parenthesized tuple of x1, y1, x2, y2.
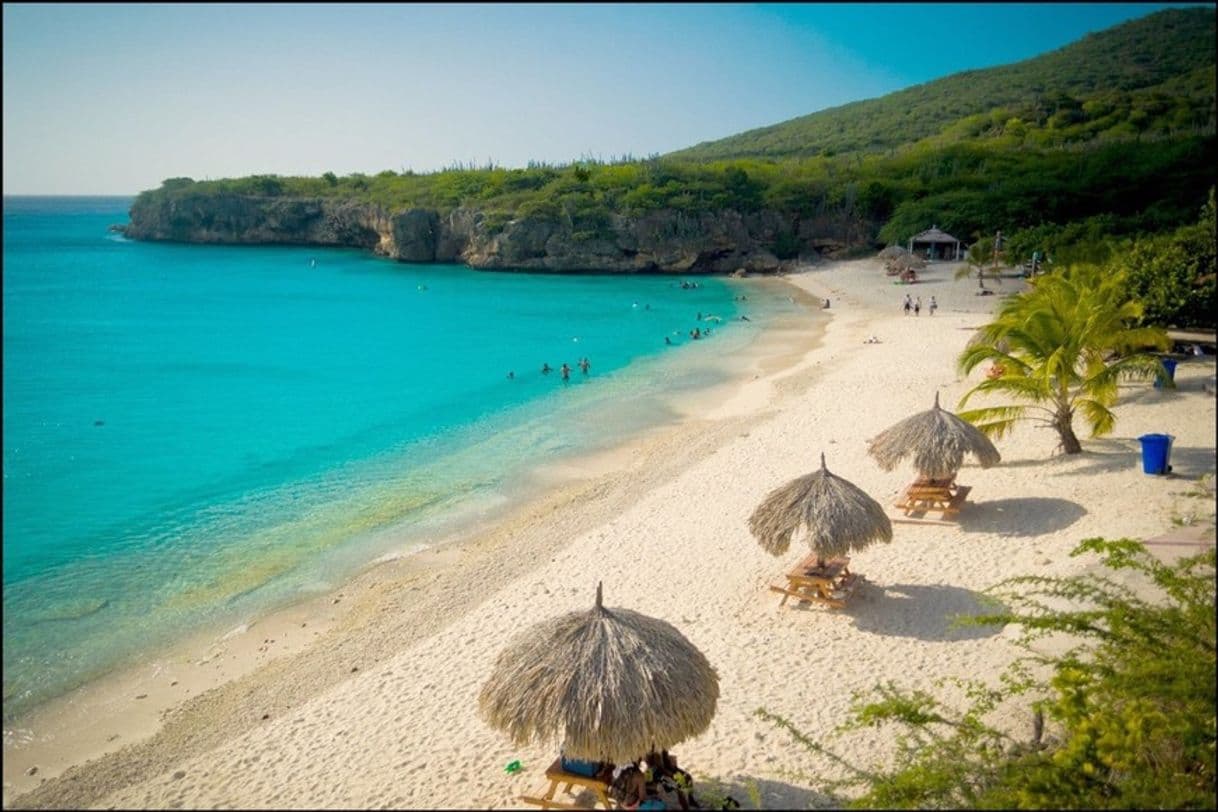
(886, 252, 927, 273)
(877, 245, 908, 260)
(867, 391, 1001, 480)
(478, 583, 718, 763)
(910, 226, 960, 244)
(748, 453, 893, 558)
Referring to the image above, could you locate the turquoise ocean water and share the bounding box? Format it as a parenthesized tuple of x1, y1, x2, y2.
(2, 196, 799, 721)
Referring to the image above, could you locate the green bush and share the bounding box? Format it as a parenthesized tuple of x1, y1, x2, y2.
(1117, 188, 1217, 328)
(758, 538, 1217, 809)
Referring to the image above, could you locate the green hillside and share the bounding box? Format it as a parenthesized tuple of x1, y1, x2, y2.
(669, 7, 1215, 161)
(132, 6, 1216, 326)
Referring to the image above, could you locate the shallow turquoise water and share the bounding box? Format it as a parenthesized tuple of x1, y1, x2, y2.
(2, 196, 798, 720)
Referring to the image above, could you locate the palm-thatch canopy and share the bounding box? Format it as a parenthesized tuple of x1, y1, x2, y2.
(886, 252, 927, 273)
(877, 245, 908, 261)
(908, 225, 963, 260)
(867, 391, 1001, 480)
(748, 453, 893, 559)
(478, 583, 719, 764)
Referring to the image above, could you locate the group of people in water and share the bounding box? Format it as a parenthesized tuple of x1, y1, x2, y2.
(525, 357, 592, 382)
(509, 282, 759, 381)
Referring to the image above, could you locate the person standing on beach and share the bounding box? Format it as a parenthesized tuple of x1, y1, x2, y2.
(914, 297, 922, 316)
(929, 296, 938, 316)
(903, 294, 912, 315)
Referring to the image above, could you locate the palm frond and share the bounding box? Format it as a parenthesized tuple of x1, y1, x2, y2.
(955, 405, 1032, 440)
(1074, 399, 1118, 437)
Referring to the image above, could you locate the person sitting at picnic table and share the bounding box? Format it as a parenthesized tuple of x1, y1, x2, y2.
(642, 750, 696, 810)
(610, 761, 654, 809)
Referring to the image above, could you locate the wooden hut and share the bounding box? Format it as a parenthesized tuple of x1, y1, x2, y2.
(908, 226, 962, 261)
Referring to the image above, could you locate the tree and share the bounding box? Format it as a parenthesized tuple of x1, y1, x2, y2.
(322, 171, 339, 187)
(955, 235, 1005, 288)
(956, 263, 1169, 454)
(1117, 187, 1217, 328)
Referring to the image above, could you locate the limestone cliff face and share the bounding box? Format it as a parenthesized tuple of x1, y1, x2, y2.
(125, 194, 865, 272)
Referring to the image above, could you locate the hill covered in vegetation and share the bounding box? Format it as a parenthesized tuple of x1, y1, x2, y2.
(127, 7, 1215, 322)
(669, 7, 1215, 161)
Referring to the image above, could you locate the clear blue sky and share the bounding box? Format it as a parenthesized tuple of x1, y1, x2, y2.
(2, 3, 1207, 195)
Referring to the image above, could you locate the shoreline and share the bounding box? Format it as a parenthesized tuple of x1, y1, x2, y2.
(2, 277, 827, 805)
(6, 259, 1214, 810)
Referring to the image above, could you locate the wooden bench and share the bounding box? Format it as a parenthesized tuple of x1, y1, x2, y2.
(520, 759, 614, 810)
(895, 482, 971, 518)
(769, 554, 863, 609)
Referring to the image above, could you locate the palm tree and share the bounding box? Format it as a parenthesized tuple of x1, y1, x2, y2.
(956, 263, 1170, 454)
(955, 237, 1004, 289)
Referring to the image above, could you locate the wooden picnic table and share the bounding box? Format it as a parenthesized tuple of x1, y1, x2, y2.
(894, 479, 972, 518)
(519, 759, 614, 810)
(769, 553, 862, 609)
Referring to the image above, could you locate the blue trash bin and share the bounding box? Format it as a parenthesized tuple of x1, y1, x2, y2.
(1154, 358, 1178, 389)
(1138, 433, 1174, 474)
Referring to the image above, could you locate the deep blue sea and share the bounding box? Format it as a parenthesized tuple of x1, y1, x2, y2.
(2, 196, 799, 721)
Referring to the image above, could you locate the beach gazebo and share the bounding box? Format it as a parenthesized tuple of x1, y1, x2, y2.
(868, 391, 1001, 516)
(908, 226, 962, 261)
(478, 582, 718, 764)
(868, 392, 1001, 481)
(748, 453, 892, 608)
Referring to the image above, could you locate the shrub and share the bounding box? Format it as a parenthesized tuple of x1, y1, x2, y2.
(758, 538, 1217, 808)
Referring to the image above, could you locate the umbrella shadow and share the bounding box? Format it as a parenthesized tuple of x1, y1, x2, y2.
(957, 496, 1086, 535)
(847, 582, 1006, 641)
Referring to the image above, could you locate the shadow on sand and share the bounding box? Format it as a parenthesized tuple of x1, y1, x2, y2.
(958, 496, 1086, 536)
(695, 773, 838, 811)
(1042, 438, 1217, 479)
(843, 581, 1005, 641)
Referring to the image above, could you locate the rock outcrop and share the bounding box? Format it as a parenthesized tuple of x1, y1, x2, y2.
(124, 194, 867, 273)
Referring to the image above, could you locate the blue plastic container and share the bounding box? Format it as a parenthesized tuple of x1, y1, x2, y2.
(1138, 433, 1174, 474)
(1154, 358, 1178, 389)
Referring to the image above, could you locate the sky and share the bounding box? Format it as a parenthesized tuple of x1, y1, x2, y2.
(2, 2, 1209, 195)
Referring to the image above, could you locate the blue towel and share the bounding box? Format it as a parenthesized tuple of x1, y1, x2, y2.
(560, 756, 600, 778)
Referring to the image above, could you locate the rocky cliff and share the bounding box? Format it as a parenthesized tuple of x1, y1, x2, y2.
(124, 194, 866, 273)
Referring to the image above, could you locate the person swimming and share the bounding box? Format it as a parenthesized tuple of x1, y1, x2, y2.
(541, 363, 552, 374)
(579, 358, 590, 374)
(560, 363, 571, 381)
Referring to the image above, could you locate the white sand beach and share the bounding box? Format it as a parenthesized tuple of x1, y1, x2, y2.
(5, 258, 1215, 810)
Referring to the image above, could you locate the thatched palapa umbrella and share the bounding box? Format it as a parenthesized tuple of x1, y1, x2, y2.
(478, 583, 718, 763)
(748, 453, 893, 566)
(886, 252, 927, 274)
(867, 391, 1001, 481)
